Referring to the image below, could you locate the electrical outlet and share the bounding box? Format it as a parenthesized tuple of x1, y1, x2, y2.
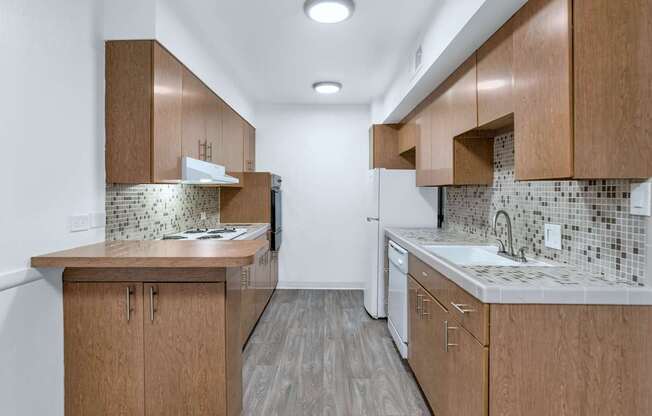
(544, 224, 562, 250)
(90, 212, 106, 228)
(630, 182, 651, 216)
(200, 212, 207, 221)
(70, 214, 90, 232)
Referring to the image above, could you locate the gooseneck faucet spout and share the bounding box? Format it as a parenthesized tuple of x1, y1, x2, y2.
(493, 210, 515, 257)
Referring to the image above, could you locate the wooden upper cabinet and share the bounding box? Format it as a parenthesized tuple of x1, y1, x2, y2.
(447, 54, 478, 138)
(64, 282, 145, 416)
(222, 105, 245, 172)
(513, 0, 573, 180)
(181, 68, 205, 161)
(425, 55, 492, 187)
(430, 92, 454, 186)
(106, 40, 254, 183)
(205, 91, 223, 165)
(477, 18, 514, 128)
(573, 0, 652, 179)
(106, 40, 155, 184)
(243, 123, 256, 172)
(414, 107, 433, 186)
(369, 124, 416, 170)
(152, 43, 183, 182)
(398, 122, 417, 154)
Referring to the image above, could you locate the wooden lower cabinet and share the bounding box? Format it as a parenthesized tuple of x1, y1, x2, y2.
(408, 276, 488, 416)
(144, 283, 226, 416)
(408, 259, 652, 416)
(64, 282, 145, 416)
(64, 279, 236, 416)
(240, 245, 276, 348)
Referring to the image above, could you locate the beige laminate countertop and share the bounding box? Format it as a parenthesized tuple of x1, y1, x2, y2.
(30, 239, 268, 269)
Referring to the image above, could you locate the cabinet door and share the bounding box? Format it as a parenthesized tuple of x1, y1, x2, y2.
(152, 43, 183, 182)
(446, 326, 489, 416)
(447, 54, 478, 137)
(205, 91, 223, 165)
(222, 105, 245, 172)
(64, 282, 145, 416)
(573, 0, 652, 179)
(513, 0, 573, 180)
(415, 105, 433, 186)
(430, 92, 454, 186)
(243, 123, 256, 172)
(241, 265, 257, 346)
(181, 68, 206, 161)
(271, 251, 279, 290)
(408, 278, 448, 415)
(398, 122, 417, 154)
(144, 283, 226, 416)
(477, 18, 514, 127)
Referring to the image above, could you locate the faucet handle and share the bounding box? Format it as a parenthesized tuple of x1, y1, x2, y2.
(496, 239, 507, 253)
(518, 246, 528, 262)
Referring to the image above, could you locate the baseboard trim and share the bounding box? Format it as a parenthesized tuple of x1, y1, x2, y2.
(277, 281, 365, 290)
(0, 268, 50, 292)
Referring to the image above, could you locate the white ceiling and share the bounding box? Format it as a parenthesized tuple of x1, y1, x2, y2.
(163, 0, 439, 105)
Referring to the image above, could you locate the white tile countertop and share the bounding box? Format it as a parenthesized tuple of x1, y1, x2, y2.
(385, 227, 652, 305)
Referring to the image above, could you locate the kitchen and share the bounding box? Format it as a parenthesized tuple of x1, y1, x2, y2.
(2, 0, 652, 415)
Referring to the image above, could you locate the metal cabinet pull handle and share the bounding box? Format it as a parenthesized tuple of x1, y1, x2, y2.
(149, 286, 158, 322)
(421, 271, 428, 278)
(125, 286, 133, 322)
(451, 302, 476, 315)
(416, 293, 423, 317)
(241, 268, 248, 288)
(444, 320, 458, 352)
(421, 299, 431, 318)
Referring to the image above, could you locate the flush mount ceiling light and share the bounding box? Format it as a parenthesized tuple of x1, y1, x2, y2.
(304, 0, 355, 24)
(313, 81, 342, 94)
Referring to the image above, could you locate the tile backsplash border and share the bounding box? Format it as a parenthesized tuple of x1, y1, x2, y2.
(105, 184, 220, 240)
(444, 132, 647, 283)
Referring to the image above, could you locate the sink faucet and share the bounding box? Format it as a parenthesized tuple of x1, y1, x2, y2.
(493, 210, 519, 260)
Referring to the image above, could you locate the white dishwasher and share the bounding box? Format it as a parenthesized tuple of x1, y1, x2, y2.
(387, 240, 409, 359)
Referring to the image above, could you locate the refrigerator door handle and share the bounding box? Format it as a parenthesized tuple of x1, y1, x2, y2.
(366, 217, 380, 222)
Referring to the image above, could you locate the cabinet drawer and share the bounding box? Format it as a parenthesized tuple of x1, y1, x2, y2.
(408, 253, 489, 345)
(408, 254, 451, 306)
(448, 279, 489, 346)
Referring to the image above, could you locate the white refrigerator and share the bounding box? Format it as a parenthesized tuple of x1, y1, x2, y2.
(364, 169, 438, 319)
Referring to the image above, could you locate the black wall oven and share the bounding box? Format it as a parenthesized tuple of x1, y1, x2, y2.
(270, 175, 282, 251)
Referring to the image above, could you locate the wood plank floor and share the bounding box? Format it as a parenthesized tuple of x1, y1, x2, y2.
(242, 290, 432, 416)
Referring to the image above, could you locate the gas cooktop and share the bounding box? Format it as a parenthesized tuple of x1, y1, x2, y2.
(162, 226, 248, 241)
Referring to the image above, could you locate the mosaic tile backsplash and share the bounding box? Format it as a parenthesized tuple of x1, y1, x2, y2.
(106, 184, 220, 240)
(445, 132, 647, 283)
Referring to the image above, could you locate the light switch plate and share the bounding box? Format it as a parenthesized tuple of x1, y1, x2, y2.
(630, 182, 651, 216)
(544, 224, 562, 250)
(70, 214, 90, 232)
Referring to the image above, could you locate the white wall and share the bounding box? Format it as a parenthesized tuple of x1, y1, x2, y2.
(0, 0, 107, 414)
(373, 0, 526, 123)
(255, 104, 371, 289)
(103, 0, 256, 124)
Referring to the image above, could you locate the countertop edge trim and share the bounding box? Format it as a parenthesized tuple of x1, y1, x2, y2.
(384, 228, 652, 306)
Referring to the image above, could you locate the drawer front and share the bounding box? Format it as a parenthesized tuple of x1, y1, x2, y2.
(408, 254, 451, 307)
(408, 253, 489, 345)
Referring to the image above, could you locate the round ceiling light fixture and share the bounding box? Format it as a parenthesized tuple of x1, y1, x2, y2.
(304, 0, 355, 24)
(313, 81, 342, 94)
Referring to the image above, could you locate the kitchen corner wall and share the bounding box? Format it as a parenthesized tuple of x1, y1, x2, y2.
(445, 132, 648, 284)
(105, 184, 220, 240)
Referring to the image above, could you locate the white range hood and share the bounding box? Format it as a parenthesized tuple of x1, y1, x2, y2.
(181, 157, 239, 185)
